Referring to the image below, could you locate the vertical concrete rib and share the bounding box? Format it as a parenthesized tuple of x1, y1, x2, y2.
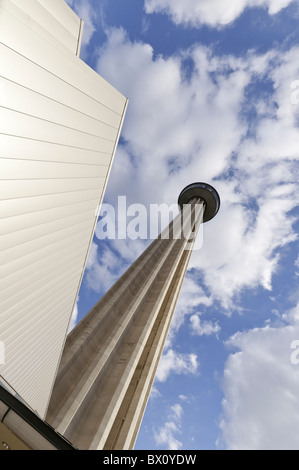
(46, 182, 220, 450)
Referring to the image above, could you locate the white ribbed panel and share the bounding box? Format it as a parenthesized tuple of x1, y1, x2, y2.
(5, 0, 83, 56)
(0, 0, 127, 418)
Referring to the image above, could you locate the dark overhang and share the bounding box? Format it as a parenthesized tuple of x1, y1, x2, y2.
(0, 385, 76, 450)
(178, 182, 220, 223)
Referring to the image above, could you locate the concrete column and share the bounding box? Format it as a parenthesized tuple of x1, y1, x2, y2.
(46, 183, 220, 450)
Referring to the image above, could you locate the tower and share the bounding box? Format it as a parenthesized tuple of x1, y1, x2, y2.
(46, 183, 220, 450)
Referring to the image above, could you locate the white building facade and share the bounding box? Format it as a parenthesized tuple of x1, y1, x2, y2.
(0, 0, 127, 420)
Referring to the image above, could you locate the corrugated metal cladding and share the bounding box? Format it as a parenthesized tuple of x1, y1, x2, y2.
(0, 0, 128, 418)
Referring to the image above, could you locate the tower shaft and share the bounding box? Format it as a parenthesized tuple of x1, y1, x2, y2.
(46, 198, 204, 450)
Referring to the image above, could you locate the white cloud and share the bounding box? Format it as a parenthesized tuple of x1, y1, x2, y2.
(95, 28, 299, 312)
(165, 275, 213, 345)
(154, 420, 183, 450)
(171, 403, 183, 420)
(190, 315, 221, 337)
(144, 0, 298, 28)
(239, 47, 299, 168)
(149, 386, 161, 400)
(178, 394, 190, 402)
(219, 303, 299, 449)
(85, 242, 98, 270)
(84, 243, 126, 293)
(188, 47, 299, 308)
(66, 0, 96, 50)
(96, 30, 250, 195)
(191, 185, 298, 308)
(154, 403, 184, 450)
(155, 349, 199, 382)
(109, 238, 148, 265)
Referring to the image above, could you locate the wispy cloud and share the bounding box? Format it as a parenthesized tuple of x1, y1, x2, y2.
(190, 315, 221, 337)
(219, 302, 299, 449)
(155, 349, 199, 382)
(96, 29, 299, 312)
(154, 403, 184, 450)
(144, 0, 298, 28)
(84, 242, 127, 294)
(164, 275, 213, 347)
(65, 0, 97, 52)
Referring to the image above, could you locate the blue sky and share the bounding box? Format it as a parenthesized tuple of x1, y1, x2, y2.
(66, 0, 299, 450)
